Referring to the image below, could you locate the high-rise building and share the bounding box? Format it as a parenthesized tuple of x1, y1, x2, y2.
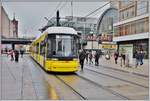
(113, 1, 149, 65)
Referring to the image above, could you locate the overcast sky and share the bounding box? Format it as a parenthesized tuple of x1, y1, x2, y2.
(2, 2, 110, 38)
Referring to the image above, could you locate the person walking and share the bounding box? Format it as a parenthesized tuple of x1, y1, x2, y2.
(79, 50, 86, 71)
(9, 49, 14, 61)
(135, 50, 140, 68)
(95, 51, 100, 66)
(85, 51, 89, 64)
(120, 48, 126, 67)
(14, 50, 19, 62)
(114, 51, 119, 64)
(139, 50, 144, 65)
(89, 51, 93, 64)
(20, 48, 24, 58)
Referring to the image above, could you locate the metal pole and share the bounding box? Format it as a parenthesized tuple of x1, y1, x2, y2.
(56, 10, 60, 26)
(92, 34, 93, 51)
(71, 1, 73, 19)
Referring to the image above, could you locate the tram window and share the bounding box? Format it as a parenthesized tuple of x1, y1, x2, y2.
(47, 34, 79, 58)
(36, 43, 39, 54)
(47, 36, 56, 58)
(47, 39, 52, 57)
(40, 41, 45, 56)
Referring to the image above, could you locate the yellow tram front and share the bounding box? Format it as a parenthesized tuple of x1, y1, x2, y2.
(41, 27, 80, 72)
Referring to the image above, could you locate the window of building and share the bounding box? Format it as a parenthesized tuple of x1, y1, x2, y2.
(120, 0, 134, 8)
(131, 22, 136, 34)
(119, 7, 135, 20)
(137, 1, 148, 16)
(114, 18, 149, 37)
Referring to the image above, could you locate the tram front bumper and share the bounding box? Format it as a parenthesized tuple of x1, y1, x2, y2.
(46, 61, 79, 72)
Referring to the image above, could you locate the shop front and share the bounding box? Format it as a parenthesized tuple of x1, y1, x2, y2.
(118, 39, 149, 59)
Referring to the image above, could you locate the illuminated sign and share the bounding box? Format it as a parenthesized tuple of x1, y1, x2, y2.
(85, 34, 101, 41)
(85, 33, 113, 43)
(101, 34, 112, 42)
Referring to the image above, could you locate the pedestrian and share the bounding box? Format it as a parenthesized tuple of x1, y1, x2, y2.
(9, 49, 14, 61)
(79, 49, 86, 71)
(5, 47, 8, 54)
(135, 50, 140, 68)
(114, 51, 119, 64)
(85, 51, 89, 64)
(95, 50, 100, 66)
(120, 48, 126, 67)
(139, 50, 144, 65)
(89, 51, 93, 64)
(14, 50, 19, 62)
(20, 48, 24, 58)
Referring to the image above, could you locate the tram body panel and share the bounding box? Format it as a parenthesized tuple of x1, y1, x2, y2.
(45, 60, 79, 72)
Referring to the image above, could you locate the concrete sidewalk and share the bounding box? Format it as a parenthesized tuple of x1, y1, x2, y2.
(1, 54, 37, 100)
(88, 56, 149, 77)
(0, 54, 51, 100)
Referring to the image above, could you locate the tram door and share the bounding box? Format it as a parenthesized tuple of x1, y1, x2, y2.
(36, 43, 39, 60)
(43, 45, 46, 67)
(43, 38, 47, 67)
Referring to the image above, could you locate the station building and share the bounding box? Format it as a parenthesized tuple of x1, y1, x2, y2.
(113, 1, 149, 64)
(97, 7, 118, 54)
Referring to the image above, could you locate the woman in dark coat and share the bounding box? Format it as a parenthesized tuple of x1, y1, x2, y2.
(14, 50, 19, 62)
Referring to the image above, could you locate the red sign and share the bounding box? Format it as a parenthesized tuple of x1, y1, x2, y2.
(101, 34, 112, 42)
(85, 35, 101, 41)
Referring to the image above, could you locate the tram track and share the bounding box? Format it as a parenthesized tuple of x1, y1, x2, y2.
(85, 64, 148, 79)
(55, 75, 87, 100)
(84, 67, 148, 89)
(56, 74, 130, 100)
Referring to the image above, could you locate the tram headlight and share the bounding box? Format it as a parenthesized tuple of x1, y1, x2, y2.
(73, 58, 78, 61)
(51, 58, 58, 61)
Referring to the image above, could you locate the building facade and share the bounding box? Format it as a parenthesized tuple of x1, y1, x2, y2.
(0, 5, 18, 38)
(97, 7, 118, 53)
(113, 1, 149, 64)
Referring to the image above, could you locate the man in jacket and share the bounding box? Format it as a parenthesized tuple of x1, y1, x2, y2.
(79, 50, 86, 71)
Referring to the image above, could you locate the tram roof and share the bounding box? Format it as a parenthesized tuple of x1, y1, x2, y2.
(44, 27, 77, 35)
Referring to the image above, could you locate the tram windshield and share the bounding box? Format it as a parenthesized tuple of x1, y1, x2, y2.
(47, 34, 79, 58)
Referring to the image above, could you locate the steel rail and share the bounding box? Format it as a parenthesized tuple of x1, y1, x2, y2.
(84, 67, 148, 89)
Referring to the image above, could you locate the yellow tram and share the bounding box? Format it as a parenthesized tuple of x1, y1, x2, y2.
(30, 27, 80, 72)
